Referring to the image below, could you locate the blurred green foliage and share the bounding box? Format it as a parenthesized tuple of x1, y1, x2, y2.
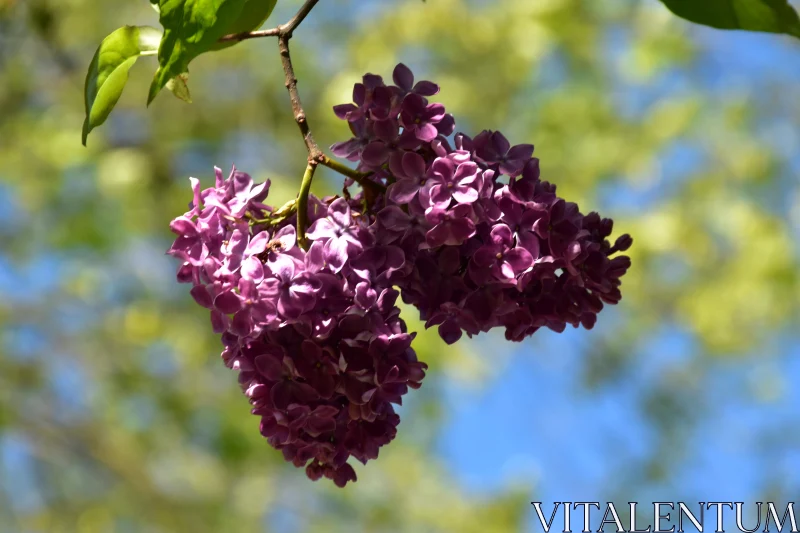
(0, 0, 799, 531)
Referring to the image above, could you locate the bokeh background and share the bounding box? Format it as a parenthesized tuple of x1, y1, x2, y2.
(2, 0, 800, 531)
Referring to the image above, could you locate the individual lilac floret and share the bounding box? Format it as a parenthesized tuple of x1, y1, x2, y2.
(399, 94, 447, 142)
(392, 63, 439, 98)
(422, 156, 481, 209)
(470, 224, 534, 283)
(387, 151, 429, 205)
(424, 204, 476, 248)
(474, 130, 535, 177)
(305, 198, 366, 273)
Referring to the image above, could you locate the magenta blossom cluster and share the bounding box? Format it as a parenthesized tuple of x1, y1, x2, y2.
(331, 63, 632, 344)
(167, 64, 631, 487)
(168, 168, 427, 487)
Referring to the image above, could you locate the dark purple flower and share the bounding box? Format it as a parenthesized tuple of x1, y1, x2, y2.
(360, 118, 420, 170)
(499, 196, 545, 257)
(399, 93, 446, 142)
(376, 205, 426, 245)
(471, 224, 534, 282)
(350, 244, 406, 285)
(387, 151, 429, 205)
(534, 199, 586, 260)
(331, 118, 371, 161)
(474, 130, 534, 177)
(507, 157, 541, 202)
(392, 63, 439, 98)
(294, 340, 338, 399)
(168, 60, 634, 488)
(424, 204, 476, 248)
(333, 73, 386, 122)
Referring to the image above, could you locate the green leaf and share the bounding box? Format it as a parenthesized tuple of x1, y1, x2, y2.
(209, 0, 278, 51)
(166, 72, 192, 102)
(82, 26, 162, 146)
(148, 0, 276, 105)
(149, 0, 160, 14)
(660, 0, 800, 39)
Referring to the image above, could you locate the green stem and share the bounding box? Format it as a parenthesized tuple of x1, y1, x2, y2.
(296, 162, 317, 250)
(319, 156, 384, 193)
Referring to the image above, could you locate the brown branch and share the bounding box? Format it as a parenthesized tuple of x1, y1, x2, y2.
(277, 33, 322, 161)
(218, 27, 280, 42)
(219, 0, 320, 42)
(220, 0, 381, 181)
(219, 0, 385, 250)
(281, 0, 321, 37)
(275, 35, 384, 197)
(218, 0, 383, 184)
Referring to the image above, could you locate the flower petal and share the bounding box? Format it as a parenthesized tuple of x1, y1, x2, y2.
(415, 122, 439, 142)
(241, 256, 264, 283)
(214, 291, 242, 314)
(327, 198, 351, 229)
(388, 179, 421, 204)
(392, 63, 414, 90)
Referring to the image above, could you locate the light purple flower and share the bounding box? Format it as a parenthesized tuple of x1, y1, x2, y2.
(305, 198, 364, 272)
(423, 156, 481, 209)
(230, 277, 278, 337)
(220, 225, 268, 277)
(261, 255, 321, 319)
(167, 216, 205, 266)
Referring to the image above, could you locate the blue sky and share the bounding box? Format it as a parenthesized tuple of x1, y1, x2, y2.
(436, 22, 800, 524)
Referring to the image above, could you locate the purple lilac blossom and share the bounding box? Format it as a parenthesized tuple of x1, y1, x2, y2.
(168, 64, 632, 488)
(329, 63, 632, 345)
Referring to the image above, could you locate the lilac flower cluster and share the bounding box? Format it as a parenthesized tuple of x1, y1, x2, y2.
(167, 64, 631, 487)
(168, 168, 427, 487)
(331, 64, 632, 344)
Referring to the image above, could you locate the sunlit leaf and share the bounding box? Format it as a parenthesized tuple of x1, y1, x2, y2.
(82, 25, 162, 146)
(148, 0, 277, 104)
(210, 0, 278, 51)
(660, 0, 800, 38)
(166, 72, 192, 102)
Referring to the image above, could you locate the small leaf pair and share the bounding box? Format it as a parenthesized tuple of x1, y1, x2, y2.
(82, 0, 278, 146)
(82, 25, 160, 146)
